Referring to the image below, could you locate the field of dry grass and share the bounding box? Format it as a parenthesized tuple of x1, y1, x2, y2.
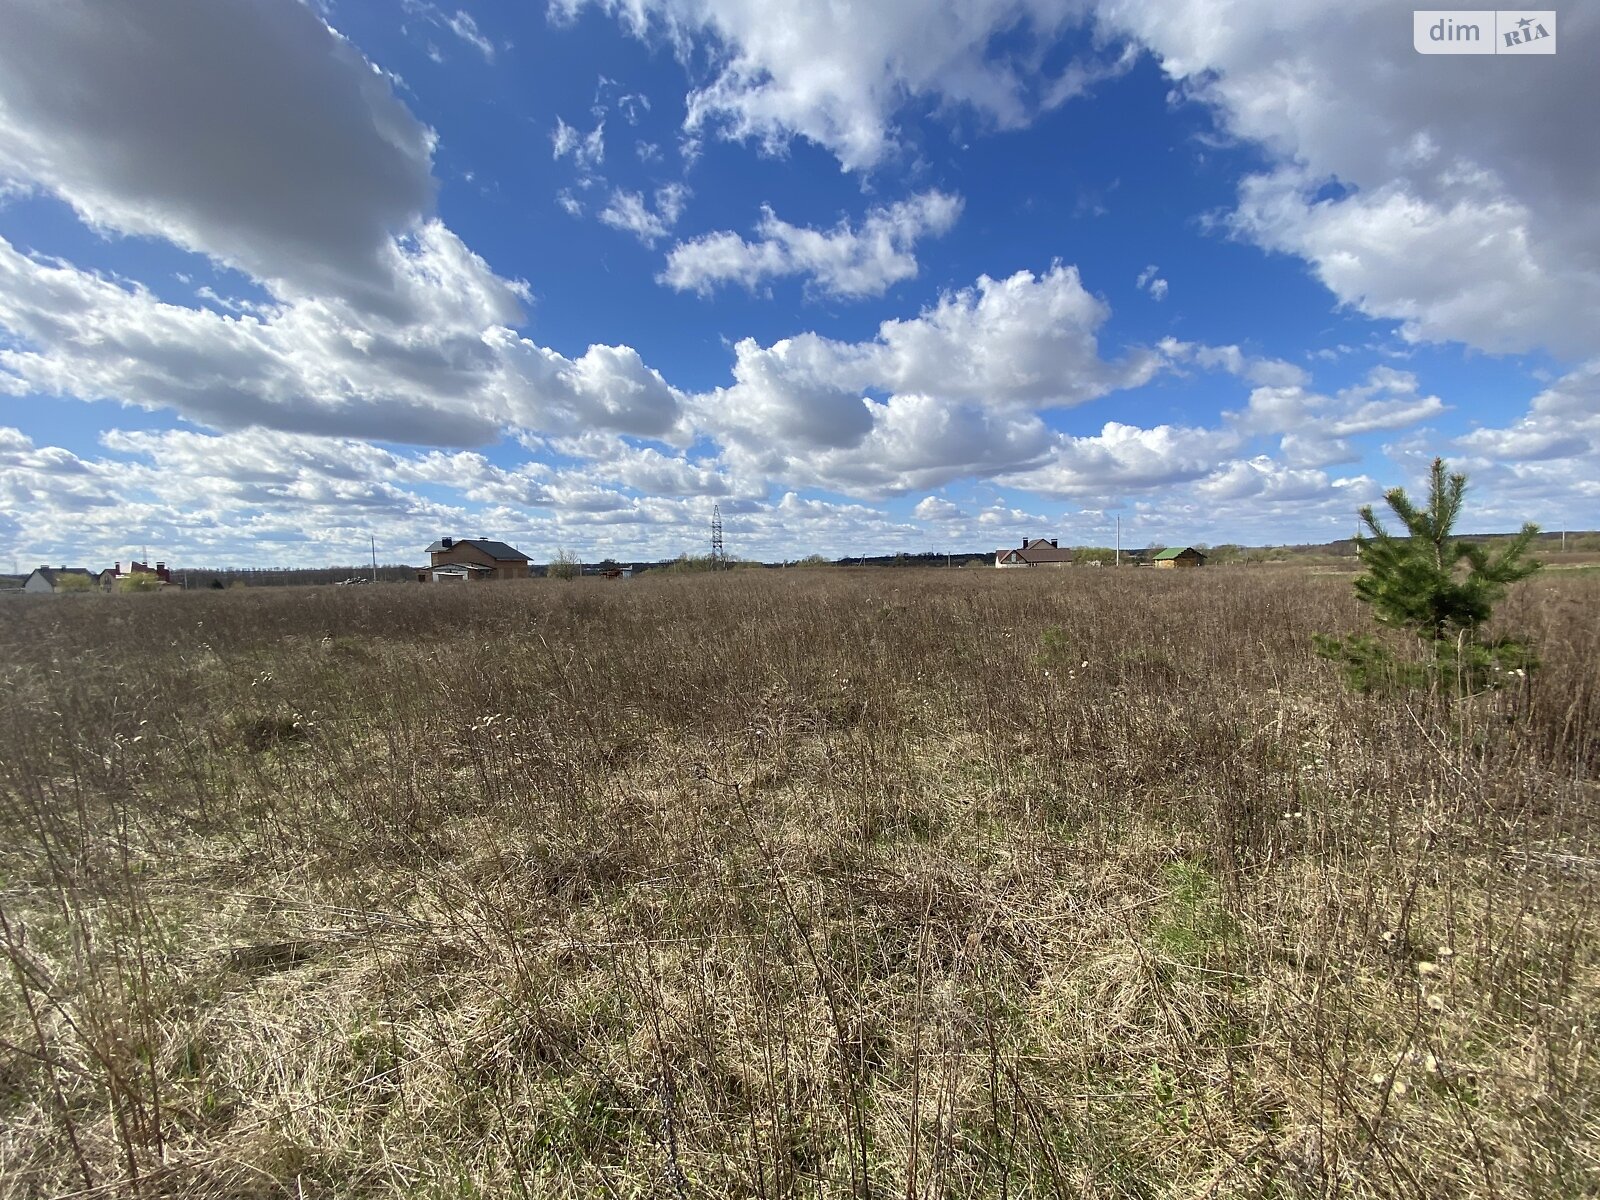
(2, 568, 1597, 1198)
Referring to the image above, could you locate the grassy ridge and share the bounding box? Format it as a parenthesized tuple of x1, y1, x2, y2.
(1, 569, 1596, 1197)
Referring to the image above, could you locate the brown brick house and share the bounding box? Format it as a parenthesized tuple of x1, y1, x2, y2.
(418, 538, 531, 582)
(995, 537, 1074, 568)
(98, 560, 171, 590)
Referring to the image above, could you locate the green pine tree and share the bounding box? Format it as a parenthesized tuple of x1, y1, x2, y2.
(1316, 458, 1542, 695)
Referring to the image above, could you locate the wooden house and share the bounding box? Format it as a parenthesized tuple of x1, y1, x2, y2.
(1152, 547, 1206, 569)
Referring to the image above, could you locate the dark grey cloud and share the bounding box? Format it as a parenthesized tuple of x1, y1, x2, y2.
(0, 0, 437, 316)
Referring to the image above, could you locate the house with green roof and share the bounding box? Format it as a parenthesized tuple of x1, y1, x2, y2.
(1152, 546, 1206, 569)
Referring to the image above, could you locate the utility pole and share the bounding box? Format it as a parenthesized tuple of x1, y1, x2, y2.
(370, 534, 378, 581)
(1115, 515, 1121, 567)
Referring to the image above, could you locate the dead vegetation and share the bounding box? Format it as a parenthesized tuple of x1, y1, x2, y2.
(1, 568, 1596, 1197)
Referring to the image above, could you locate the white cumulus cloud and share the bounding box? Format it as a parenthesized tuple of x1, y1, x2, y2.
(556, 0, 1600, 358)
(1135, 264, 1168, 300)
(551, 116, 606, 173)
(662, 190, 963, 299)
(599, 184, 692, 245)
(1227, 365, 1449, 467)
(696, 264, 1158, 495)
(554, 0, 1108, 171)
(1101, 0, 1600, 358)
(446, 11, 495, 60)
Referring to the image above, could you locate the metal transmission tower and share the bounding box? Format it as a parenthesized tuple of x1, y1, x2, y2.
(710, 503, 726, 569)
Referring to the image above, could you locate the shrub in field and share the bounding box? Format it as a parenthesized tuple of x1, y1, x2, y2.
(1316, 457, 1541, 695)
(115, 572, 162, 594)
(53, 571, 94, 593)
(547, 549, 581, 581)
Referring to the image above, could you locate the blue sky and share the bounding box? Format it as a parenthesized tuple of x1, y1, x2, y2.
(1, 0, 1596, 569)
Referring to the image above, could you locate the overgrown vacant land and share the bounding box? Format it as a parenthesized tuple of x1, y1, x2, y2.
(2, 570, 1596, 1198)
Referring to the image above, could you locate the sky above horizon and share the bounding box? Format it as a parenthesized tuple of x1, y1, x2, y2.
(1, 0, 1596, 569)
